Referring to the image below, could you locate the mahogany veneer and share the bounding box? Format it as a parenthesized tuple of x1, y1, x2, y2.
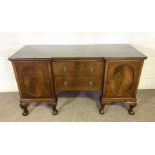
(9, 44, 147, 116)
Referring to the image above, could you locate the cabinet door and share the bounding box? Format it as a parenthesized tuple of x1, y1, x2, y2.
(103, 60, 144, 98)
(12, 61, 54, 99)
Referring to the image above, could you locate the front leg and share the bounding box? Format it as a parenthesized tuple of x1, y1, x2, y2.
(99, 104, 105, 114)
(128, 102, 137, 115)
(99, 97, 106, 115)
(52, 104, 58, 115)
(52, 97, 58, 115)
(20, 101, 29, 116)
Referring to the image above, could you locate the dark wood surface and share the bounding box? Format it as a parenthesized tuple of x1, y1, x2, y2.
(12, 60, 58, 116)
(12, 61, 55, 99)
(9, 44, 147, 60)
(53, 60, 104, 76)
(55, 76, 102, 91)
(9, 44, 147, 116)
(103, 60, 143, 98)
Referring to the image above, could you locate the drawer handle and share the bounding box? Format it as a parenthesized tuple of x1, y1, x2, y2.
(64, 81, 68, 86)
(63, 65, 67, 72)
(89, 81, 93, 86)
(90, 67, 94, 72)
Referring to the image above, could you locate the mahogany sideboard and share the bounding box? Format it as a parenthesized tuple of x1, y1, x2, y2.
(9, 44, 147, 116)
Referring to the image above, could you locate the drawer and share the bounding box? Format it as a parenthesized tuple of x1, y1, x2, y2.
(53, 60, 104, 76)
(54, 76, 102, 91)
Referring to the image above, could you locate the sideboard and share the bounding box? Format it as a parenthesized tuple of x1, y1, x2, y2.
(9, 44, 147, 116)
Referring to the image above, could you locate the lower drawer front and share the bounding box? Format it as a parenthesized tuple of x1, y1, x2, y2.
(55, 77, 102, 91)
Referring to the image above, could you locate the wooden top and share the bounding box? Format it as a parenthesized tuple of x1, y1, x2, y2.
(9, 44, 147, 60)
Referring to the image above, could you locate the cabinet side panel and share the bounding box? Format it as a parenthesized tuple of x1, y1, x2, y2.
(103, 59, 144, 99)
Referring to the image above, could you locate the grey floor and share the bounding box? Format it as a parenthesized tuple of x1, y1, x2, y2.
(0, 90, 155, 122)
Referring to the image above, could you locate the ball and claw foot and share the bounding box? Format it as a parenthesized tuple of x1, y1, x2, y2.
(99, 108, 104, 114)
(22, 110, 29, 116)
(99, 104, 105, 115)
(52, 109, 58, 115)
(20, 102, 29, 116)
(128, 108, 135, 115)
(128, 103, 137, 115)
(52, 104, 58, 115)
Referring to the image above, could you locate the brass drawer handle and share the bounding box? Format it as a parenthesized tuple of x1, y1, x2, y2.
(89, 81, 93, 86)
(63, 65, 67, 72)
(64, 81, 68, 86)
(90, 67, 94, 72)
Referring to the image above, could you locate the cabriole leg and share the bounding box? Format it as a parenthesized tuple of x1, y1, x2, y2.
(99, 98, 106, 115)
(20, 101, 29, 116)
(128, 102, 137, 115)
(52, 98, 58, 115)
(52, 104, 58, 115)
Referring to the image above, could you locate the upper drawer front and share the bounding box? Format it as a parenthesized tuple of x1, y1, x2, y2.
(53, 60, 104, 76)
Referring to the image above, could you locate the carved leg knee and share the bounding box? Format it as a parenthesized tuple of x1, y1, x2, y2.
(128, 102, 137, 115)
(20, 101, 29, 116)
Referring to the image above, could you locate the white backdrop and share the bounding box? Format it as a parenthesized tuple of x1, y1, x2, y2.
(0, 32, 155, 92)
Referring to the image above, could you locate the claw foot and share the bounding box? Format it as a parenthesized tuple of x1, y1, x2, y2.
(52, 109, 58, 115)
(99, 108, 104, 114)
(20, 101, 29, 116)
(128, 103, 137, 115)
(22, 110, 29, 116)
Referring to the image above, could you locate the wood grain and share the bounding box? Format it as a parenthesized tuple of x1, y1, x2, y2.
(8, 44, 147, 60)
(9, 44, 147, 115)
(12, 61, 55, 99)
(54, 76, 102, 91)
(53, 60, 104, 76)
(103, 60, 143, 98)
